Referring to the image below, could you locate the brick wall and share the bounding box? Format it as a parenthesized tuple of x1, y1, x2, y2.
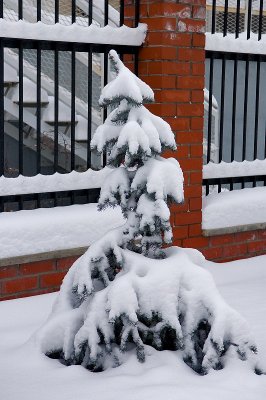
(0, 255, 79, 301)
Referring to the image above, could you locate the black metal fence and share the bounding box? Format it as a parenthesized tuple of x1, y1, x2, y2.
(0, 1, 140, 212)
(204, 0, 266, 194)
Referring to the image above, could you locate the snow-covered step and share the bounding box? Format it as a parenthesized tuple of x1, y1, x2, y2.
(11, 77, 49, 106)
(4, 63, 18, 86)
(75, 115, 88, 142)
(43, 96, 78, 125)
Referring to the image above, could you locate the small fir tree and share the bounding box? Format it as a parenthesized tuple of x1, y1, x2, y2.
(37, 51, 259, 375)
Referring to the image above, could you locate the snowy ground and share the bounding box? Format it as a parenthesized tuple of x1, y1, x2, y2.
(0, 254, 265, 400)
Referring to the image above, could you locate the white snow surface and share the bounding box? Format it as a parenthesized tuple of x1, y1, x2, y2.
(0, 167, 112, 196)
(206, 32, 266, 54)
(0, 253, 265, 400)
(203, 187, 266, 230)
(204, 159, 266, 179)
(0, 19, 147, 46)
(0, 204, 124, 259)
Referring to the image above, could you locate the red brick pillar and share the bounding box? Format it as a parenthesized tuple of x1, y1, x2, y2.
(126, 1, 206, 248)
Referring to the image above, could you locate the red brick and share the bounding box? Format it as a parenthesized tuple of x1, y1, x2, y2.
(202, 247, 223, 260)
(183, 236, 209, 248)
(192, 5, 206, 20)
(177, 18, 205, 33)
(165, 117, 190, 131)
(176, 132, 203, 144)
(148, 61, 190, 75)
(40, 272, 67, 289)
(155, 89, 190, 103)
(147, 32, 191, 47)
(178, 48, 205, 62)
(210, 234, 235, 246)
(143, 75, 176, 90)
(149, 4, 191, 17)
(234, 231, 258, 243)
(185, 185, 203, 198)
(191, 90, 204, 103)
(147, 103, 176, 117)
(257, 230, 266, 239)
(177, 76, 205, 89)
(191, 117, 204, 130)
(176, 103, 204, 117)
(20, 260, 55, 275)
(175, 211, 202, 226)
(190, 144, 203, 157)
(141, 17, 177, 31)
(172, 226, 189, 239)
(189, 197, 202, 211)
(192, 33, 206, 47)
(57, 256, 79, 271)
(170, 201, 189, 214)
(180, 158, 203, 171)
(0, 265, 18, 280)
(223, 243, 248, 258)
(2, 276, 38, 294)
(189, 223, 202, 237)
(190, 171, 202, 184)
(247, 241, 266, 253)
(139, 46, 177, 60)
(192, 63, 205, 76)
(176, 145, 190, 158)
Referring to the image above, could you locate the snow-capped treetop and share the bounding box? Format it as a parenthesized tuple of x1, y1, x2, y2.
(99, 50, 154, 107)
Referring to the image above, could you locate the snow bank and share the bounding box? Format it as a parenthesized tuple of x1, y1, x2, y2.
(206, 32, 266, 55)
(204, 159, 266, 179)
(0, 19, 147, 46)
(0, 167, 112, 196)
(0, 204, 124, 259)
(0, 254, 265, 400)
(203, 187, 266, 230)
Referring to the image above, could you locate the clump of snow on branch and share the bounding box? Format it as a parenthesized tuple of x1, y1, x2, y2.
(36, 50, 260, 376)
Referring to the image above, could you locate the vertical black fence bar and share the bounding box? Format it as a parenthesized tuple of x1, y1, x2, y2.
(71, 46, 76, 171)
(247, 0, 252, 40)
(18, 42, 24, 175)
(0, 1, 3, 18)
(0, 41, 4, 176)
(235, 0, 241, 38)
(72, 0, 76, 24)
(103, 50, 108, 166)
(88, 0, 93, 25)
(207, 55, 214, 164)
(54, 44, 59, 172)
(258, 0, 263, 41)
(37, 0, 41, 22)
(211, 0, 216, 34)
(120, 1, 124, 26)
(18, 0, 23, 20)
(87, 48, 92, 169)
(242, 58, 249, 162)
(223, 0, 228, 37)
(254, 58, 261, 161)
(36, 44, 41, 174)
(135, 0, 140, 27)
(231, 58, 238, 163)
(218, 56, 226, 163)
(55, 0, 59, 23)
(104, 0, 109, 25)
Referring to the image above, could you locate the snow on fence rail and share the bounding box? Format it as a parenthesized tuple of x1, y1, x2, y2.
(203, 159, 266, 179)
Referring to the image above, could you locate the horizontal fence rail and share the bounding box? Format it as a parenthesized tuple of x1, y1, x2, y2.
(0, 0, 140, 212)
(204, 48, 266, 194)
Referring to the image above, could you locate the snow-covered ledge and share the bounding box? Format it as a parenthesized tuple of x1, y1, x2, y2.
(203, 159, 266, 179)
(205, 32, 266, 55)
(0, 19, 147, 46)
(202, 187, 266, 236)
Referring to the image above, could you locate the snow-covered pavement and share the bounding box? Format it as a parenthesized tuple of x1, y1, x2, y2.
(0, 254, 265, 400)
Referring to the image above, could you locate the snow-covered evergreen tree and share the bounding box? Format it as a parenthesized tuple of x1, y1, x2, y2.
(36, 50, 259, 375)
